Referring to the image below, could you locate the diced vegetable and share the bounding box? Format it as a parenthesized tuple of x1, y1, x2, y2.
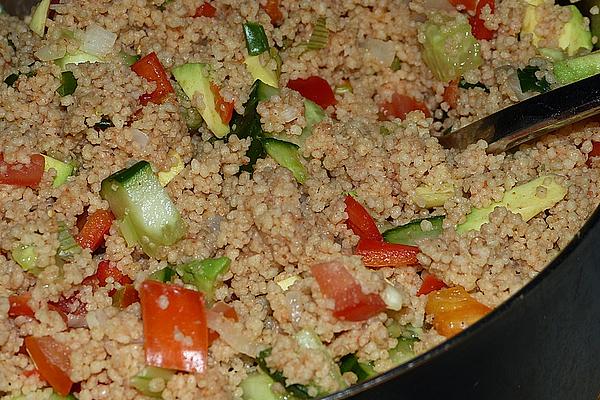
(149, 266, 176, 282)
(75, 209, 114, 251)
(381, 283, 404, 311)
(335, 81, 353, 94)
(257, 348, 313, 399)
(553, 50, 600, 84)
(243, 22, 270, 56)
(210, 82, 234, 124)
(355, 239, 420, 267)
(0, 153, 45, 187)
(100, 161, 186, 257)
(4, 73, 19, 86)
(8, 293, 35, 318)
(457, 175, 567, 234)
(268, 99, 325, 146)
(262, 0, 283, 26)
(175, 256, 231, 300)
(378, 93, 430, 120)
(157, 151, 185, 186)
(306, 17, 329, 50)
(11, 244, 38, 273)
(194, 2, 216, 17)
(416, 272, 447, 296)
(469, 0, 496, 40)
(119, 51, 141, 67)
(517, 66, 550, 94)
(131, 52, 174, 105)
(244, 55, 279, 88)
(56, 222, 81, 261)
(287, 76, 336, 109)
(43, 155, 74, 188)
(56, 71, 77, 97)
(140, 280, 208, 373)
(24, 336, 73, 396)
(55, 51, 102, 71)
(262, 138, 308, 183)
(443, 80, 459, 108)
(311, 261, 387, 321)
(412, 182, 455, 208)
(383, 215, 444, 245)
(172, 63, 230, 137)
(420, 13, 482, 82)
(389, 336, 418, 365)
(29, 0, 51, 37)
(425, 286, 491, 337)
(241, 372, 283, 400)
(390, 55, 402, 71)
(172, 81, 204, 130)
(111, 284, 140, 309)
(459, 79, 489, 91)
(207, 301, 238, 344)
(206, 308, 260, 356)
(587, 140, 600, 166)
(130, 366, 175, 398)
(94, 260, 133, 288)
(275, 275, 299, 291)
(339, 354, 376, 383)
(81, 24, 117, 57)
(344, 195, 383, 241)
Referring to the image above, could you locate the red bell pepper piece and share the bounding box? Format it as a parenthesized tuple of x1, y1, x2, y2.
(131, 52, 174, 105)
(443, 80, 459, 109)
(75, 209, 114, 251)
(378, 93, 431, 121)
(140, 280, 208, 373)
(311, 261, 386, 321)
(0, 153, 45, 187)
(417, 273, 447, 296)
(24, 336, 73, 396)
(262, 0, 284, 26)
(111, 284, 140, 309)
(95, 260, 133, 287)
(355, 238, 420, 267)
(194, 2, 216, 17)
(210, 83, 234, 124)
(207, 301, 238, 345)
(287, 76, 337, 109)
(8, 293, 35, 318)
(344, 195, 383, 241)
(587, 141, 600, 166)
(469, 0, 496, 40)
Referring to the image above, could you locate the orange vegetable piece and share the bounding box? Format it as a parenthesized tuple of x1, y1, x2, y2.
(24, 336, 73, 396)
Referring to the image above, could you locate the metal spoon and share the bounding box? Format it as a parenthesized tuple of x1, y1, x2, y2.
(0, 0, 38, 17)
(437, 73, 600, 153)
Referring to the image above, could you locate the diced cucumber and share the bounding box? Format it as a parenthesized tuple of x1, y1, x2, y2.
(243, 22, 270, 56)
(244, 55, 279, 88)
(149, 266, 176, 282)
(175, 256, 231, 300)
(262, 138, 308, 183)
(119, 50, 141, 67)
(241, 373, 284, 400)
(338, 354, 377, 383)
(43, 155, 74, 188)
(11, 244, 38, 272)
(56, 71, 77, 97)
(130, 366, 175, 398)
(389, 337, 417, 366)
(29, 0, 51, 37)
(100, 161, 186, 257)
(553, 50, 600, 84)
(172, 63, 230, 138)
(457, 175, 566, 234)
(55, 51, 102, 71)
(383, 215, 444, 245)
(255, 80, 279, 101)
(172, 81, 203, 131)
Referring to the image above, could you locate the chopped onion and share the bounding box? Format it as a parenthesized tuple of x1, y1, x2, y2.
(362, 38, 396, 66)
(131, 128, 150, 148)
(81, 24, 117, 57)
(36, 45, 66, 61)
(382, 283, 404, 311)
(206, 310, 263, 356)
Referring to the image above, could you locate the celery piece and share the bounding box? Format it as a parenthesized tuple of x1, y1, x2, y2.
(29, 0, 51, 37)
(241, 372, 284, 400)
(420, 13, 482, 82)
(243, 22, 270, 56)
(57, 222, 81, 260)
(131, 366, 175, 398)
(457, 175, 567, 234)
(11, 244, 37, 272)
(175, 256, 231, 299)
(43, 155, 75, 188)
(306, 17, 329, 50)
(262, 138, 308, 184)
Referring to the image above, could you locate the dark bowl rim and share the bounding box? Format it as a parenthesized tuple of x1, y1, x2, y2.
(323, 203, 600, 400)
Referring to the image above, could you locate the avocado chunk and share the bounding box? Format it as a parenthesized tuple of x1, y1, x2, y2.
(244, 55, 279, 88)
(457, 175, 567, 234)
(262, 138, 308, 183)
(43, 155, 75, 188)
(172, 63, 230, 138)
(553, 49, 600, 84)
(29, 0, 51, 37)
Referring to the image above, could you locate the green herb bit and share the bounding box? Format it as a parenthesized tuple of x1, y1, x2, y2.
(175, 256, 231, 299)
(4, 73, 19, 87)
(517, 65, 550, 93)
(94, 116, 114, 131)
(390, 55, 402, 71)
(458, 79, 489, 92)
(244, 22, 270, 56)
(306, 17, 329, 50)
(56, 71, 77, 97)
(338, 354, 377, 383)
(149, 266, 176, 283)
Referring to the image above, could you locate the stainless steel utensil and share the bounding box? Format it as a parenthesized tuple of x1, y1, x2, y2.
(437, 73, 600, 153)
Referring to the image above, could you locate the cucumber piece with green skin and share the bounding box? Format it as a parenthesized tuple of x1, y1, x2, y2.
(55, 51, 102, 70)
(43, 155, 74, 187)
(383, 215, 444, 245)
(553, 50, 600, 84)
(100, 161, 186, 257)
(267, 99, 325, 146)
(175, 256, 231, 300)
(130, 366, 175, 398)
(262, 138, 308, 183)
(172, 63, 230, 138)
(256, 80, 279, 101)
(338, 354, 377, 383)
(29, 0, 51, 37)
(241, 373, 284, 400)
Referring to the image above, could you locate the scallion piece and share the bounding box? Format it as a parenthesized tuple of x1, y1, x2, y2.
(56, 71, 77, 97)
(306, 17, 329, 50)
(149, 266, 176, 283)
(243, 22, 270, 56)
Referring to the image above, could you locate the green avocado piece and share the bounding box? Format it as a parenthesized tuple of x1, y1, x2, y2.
(43, 155, 74, 187)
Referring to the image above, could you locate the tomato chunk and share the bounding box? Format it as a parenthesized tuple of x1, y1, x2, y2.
(469, 0, 496, 40)
(0, 153, 45, 187)
(76, 209, 114, 251)
(425, 286, 491, 337)
(210, 83, 234, 124)
(379, 93, 430, 121)
(416, 273, 447, 296)
(8, 293, 35, 318)
(443, 80, 459, 109)
(587, 141, 600, 166)
(95, 260, 133, 287)
(112, 284, 140, 309)
(24, 336, 73, 396)
(140, 280, 208, 373)
(287, 76, 337, 109)
(344, 195, 383, 241)
(131, 52, 174, 105)
(194, 2, 216, 17)
(311, 261, 386, 321)
(262, 0, 284, 26)
(355, 238, 420, 267)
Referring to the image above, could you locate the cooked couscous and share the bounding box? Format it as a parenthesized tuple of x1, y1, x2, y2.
(1, 0, 599, 399)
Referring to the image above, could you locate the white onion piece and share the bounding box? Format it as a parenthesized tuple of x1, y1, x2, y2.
(131, 128, 150, 148)
(36, 45, 66, 61)
(206, 310, 262, 356)
(81, 24, 117, 57)
(362, 38, 396, 66)
(67, 313, 88, 328)
(382, 283, 404, 311)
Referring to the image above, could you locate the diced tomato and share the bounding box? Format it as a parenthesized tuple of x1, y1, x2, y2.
(48, 292, 87, 318)
(95, 260, 133, 287)
(140, 280, 208, 373)
(586, 141, 600, 166)
(443, 80, 459, 109)
(208, 301, 238, 345)
(8, 293, 35, 318)
(262, 0, 284, 26)
(75, 209, 114, 252)
(344, 195, 383, 241)
(448, 0, 478, 13)
(311, 261, 386, 321)
(24, 336, 73, 396)
(111, 284, 140, 309)
(378, 93, 431, 121)
(416, 272, 447, 296)
(194, 2, 216, 17)
(287, 76, 337, 109)
(425, 286, 491, 337)
(131, 52, 174, 105)
(0, 153, 45, 187)
(22, 368, 41, 378)
(355, 238, 420, 268)
(47, 303, 69, 324)
(210, 83, 234, 124)
(469, 0, 496, 40)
